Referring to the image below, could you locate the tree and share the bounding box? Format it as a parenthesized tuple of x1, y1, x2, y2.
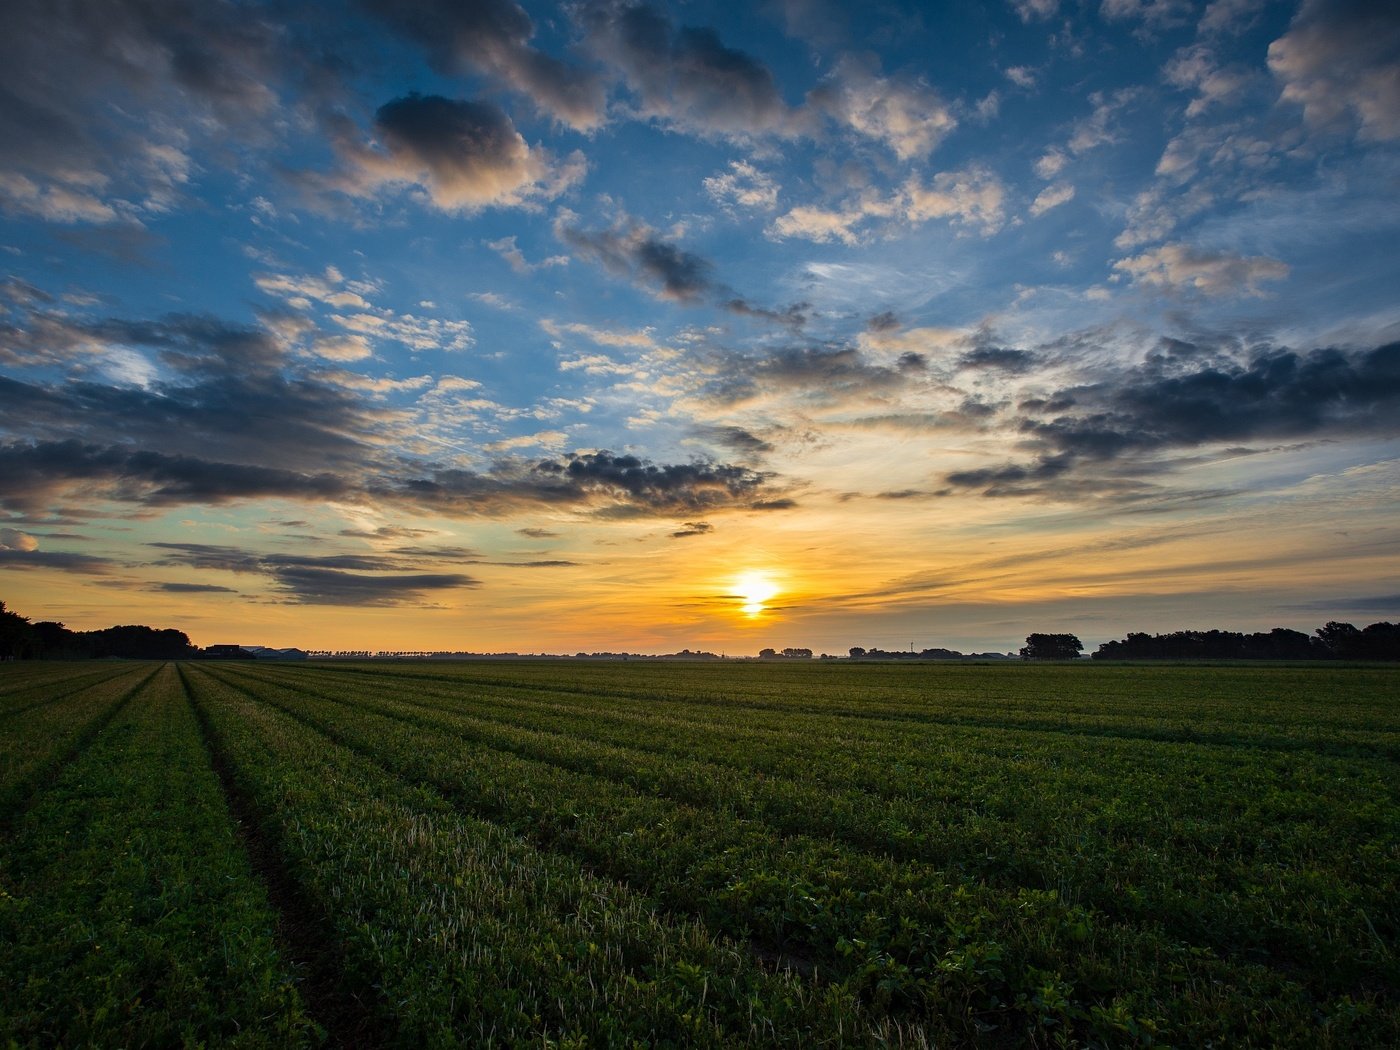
(0, 600, 34, 660)
(848, 646, 866, 658)
(1316, 621, 1361, 659)
(1020, 633, 1083, 660)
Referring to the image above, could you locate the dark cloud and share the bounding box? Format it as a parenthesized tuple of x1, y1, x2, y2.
(0, 440, 353, 515)
(867, 311, 900, 332)
(148, 541, 479, 606)
(958, 346, 1037, 373)
(696, 345, 910, 407)
(1289, 594, 1400, 612)
(945, 342, 1400, 498)
(267, 566, 477, 605)
(557, 216, 802, 323)
(670, 521, 713, 538)
(694, 424, 775, 456)
(2, 299, 792, 521)
(1268, 0, 1400, 142)
(0, 0, 311, 221)
(750, 498, 798, 510)
(0, 548, 114, 573)
(367, 94, 557, 211)
(0, 310, 394, 473)
(517, 527, 560, 538)
(582, 1, 793, 137)
(148, 542, 262, 573)
(482, 559, 578, 567)
(558, 220, 716, 302)
(148, 582, 237, 593)
(361, 0, 606, 129)
(340, 525, 436, 540)
(723, 298, 809, 327)
(409, 450, 777, 516)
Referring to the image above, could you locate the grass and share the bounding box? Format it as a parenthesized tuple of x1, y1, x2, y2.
(1, 658, 1395, 1046)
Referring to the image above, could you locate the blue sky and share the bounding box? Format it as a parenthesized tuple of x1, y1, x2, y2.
(1, 0, 1398, 653)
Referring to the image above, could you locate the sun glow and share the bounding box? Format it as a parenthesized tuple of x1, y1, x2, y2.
(734, 571, 780, 617)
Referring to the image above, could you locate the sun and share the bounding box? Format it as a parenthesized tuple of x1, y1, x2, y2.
(734, 571, 780, 617)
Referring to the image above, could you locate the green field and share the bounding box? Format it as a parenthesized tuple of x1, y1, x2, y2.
(1, 660, 1395, 1046)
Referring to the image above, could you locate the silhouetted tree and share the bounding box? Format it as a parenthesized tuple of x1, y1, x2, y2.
(1316, 621, 1362, 659)
(0, 601, 34, 660)
(1020, 633, 1083, 660)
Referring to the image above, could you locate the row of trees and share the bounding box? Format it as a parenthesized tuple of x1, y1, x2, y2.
(0, 601, 195, 660)
(1089, 622, 1400, 661)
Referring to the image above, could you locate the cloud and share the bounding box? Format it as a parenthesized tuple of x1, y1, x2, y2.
(404, 450, 785, 517)
(1099, 0, 1194, 29)
(149, 539, 480, 606)
(769, 166, 1008, 244)
(267, 566, 477, 605)
(486, 235, 569, 274)
(1034, 149, 1068, 179)
(1290, 593, 1400, 612)
(1268, 0, 1400, 142)
(1059, 89, 1140, 158)
(703, 161, 780, 211)
(149, 582, 238, 593)
(944, 341, 1400, 498)
(808, 54, 956, 160)
(359, 0, 606, 130)
(958, 346, 1038, 373)
(582, 0, 794, 138)
(1030, 182, 1075, 217)
(0, 327, 395, 478)
(1004, 66, 1038, 89)
(339, 525, 438, 540)
(554, 213, 800, 321)
(691, 345, 911, 410)
(0, 527, 39, 551)
(1114, 242, 1290, 297)
(692, 424, 775, 456)
(327, 94, 586, 213)
(903, 167, 1007, 234)
(670, 521, 713, 537)
(0, 440, 354, 514)
(0, 548, 115, 573)
(1199, 0, 1268, 35)
(255, 268, 475, 353)
(517, 527, 559, 538)
(1010, 0, 1058, 22)
(557, 216, 716, 301)
(1164, 44, 1252, 118)
(0, 0, 289, 220)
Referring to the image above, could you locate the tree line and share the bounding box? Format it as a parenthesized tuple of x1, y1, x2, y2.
(1019, 623, 1400, 661)
(0, 601, 195, 660)
(1088, 622, 1400, 661)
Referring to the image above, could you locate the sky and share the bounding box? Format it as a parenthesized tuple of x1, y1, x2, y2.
(1, 0, 1398, 655)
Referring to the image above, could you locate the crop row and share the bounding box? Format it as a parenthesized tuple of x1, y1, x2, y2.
(184, 663, 915, 1046)
(0, 663, 155, 816)
(0, 665, 311, 1046)
(302, 660, 1400, 757)
(204, 662, 1396, 1045)
(238, 660, 1398, 991)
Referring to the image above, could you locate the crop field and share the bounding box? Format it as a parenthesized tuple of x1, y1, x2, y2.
(1, 660, 1396, 1047)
